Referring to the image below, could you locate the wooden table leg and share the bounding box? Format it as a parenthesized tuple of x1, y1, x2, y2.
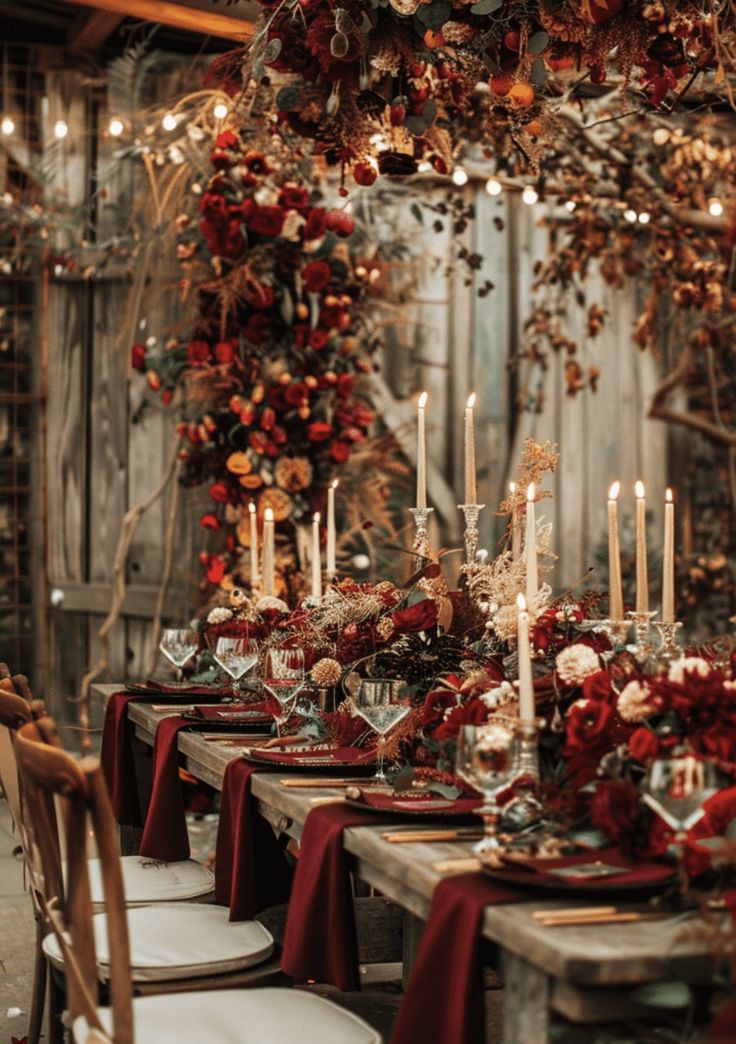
(501, 950, 551, 1044)
(401, 911, 425, 989)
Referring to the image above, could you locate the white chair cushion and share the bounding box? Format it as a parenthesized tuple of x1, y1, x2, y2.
(93, 856, 214, 906)
(44, 904, 274, 982)
(73, 987, 382, 1044)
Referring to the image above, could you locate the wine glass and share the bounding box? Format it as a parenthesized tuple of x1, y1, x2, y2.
(262, 647, 307, 734)
(213, 637, 259, 694)
(159, 628, 198, 678)
(456, 723, 518, 853)
(642, 754, 718, 891)
(353, 678, 408, 783)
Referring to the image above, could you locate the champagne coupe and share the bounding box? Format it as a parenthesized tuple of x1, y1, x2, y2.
(353, 678, 408, 783)
(159, 628, 198, 678)
(213, 637, 259, 693)
(262, 647, 307, 734)
(456, 723, 518, 853)
(642, 754, 718, 892)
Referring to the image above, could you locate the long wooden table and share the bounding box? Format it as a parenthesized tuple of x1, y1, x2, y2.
(92, 683, 719, 1042)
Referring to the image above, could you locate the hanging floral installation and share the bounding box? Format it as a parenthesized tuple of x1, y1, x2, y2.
(235, 0, 731, 184)
(131, 122, 412, 595)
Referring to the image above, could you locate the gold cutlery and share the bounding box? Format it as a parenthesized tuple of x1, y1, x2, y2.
(382, 829, 482, 844)
(433, 857, 481, 874)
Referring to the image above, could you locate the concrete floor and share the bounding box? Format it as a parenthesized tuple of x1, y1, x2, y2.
(0, 796, 37, 1044)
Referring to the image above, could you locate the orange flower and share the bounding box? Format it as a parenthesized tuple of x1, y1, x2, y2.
(258, 487, 292, 521)
(274, 456, 313, 492)
(226, 451, 252, 475)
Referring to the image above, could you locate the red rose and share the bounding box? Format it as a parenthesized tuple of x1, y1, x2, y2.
(242, 151, 271, 175)
(208, 481, 229, 503)
(589, 779, 639, 843)
(353, 163, 377, 187)
(284, 381, 309, 405)
(307, 421, 332, 442)
(336, 373, 354, 396)
(325, 209, 355, 237)
(247, 205, 285, 237)
(130, 343, 146, 371)
(563, 698, 613, 755)
(187, 339, 211, 365)
(309, 328, 329, 350)
(582, 669, 614, 703)
(214, 340, 236, 364)
(210, 149, 236, 171)
(215, 129, 238, 150)
(303, 208, 328, 240)
(278, 184, 310, 214)
(199, 192, 229, 220)
(434, 697, 490, 742)
(206, 555, 227, 585)
(329, 439, 351, 463)
(419, 688, 457, 727)
(302, 259, 332, 292)
(391, 598, 439, 633)
(244, 313, 272, 345)
(199, 512, 220, 530)
(628, 726, 659, 763)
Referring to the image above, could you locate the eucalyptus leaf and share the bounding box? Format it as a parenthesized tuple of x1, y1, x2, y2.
(404, 115, 428, 137)
(423, 99, 437, 126)
(470, 0, 503, 13)
(263, 37, 282, 63)
(427, 782, 462, 800)
(531, 58, 547, 86)
(416, 1, 451, 28)
(528, 30, 550, 55)
(276, 86, 301, 111)
(393, 768, 415, 792)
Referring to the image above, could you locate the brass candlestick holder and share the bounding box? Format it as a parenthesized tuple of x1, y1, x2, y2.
(600, 618, 631, 652)
(654, 620, 683, 663)
(410, 506, 434, 561)
(627, 610, 656, 658)
(458, 502, 485, 577)
(500, 718, 544, 829)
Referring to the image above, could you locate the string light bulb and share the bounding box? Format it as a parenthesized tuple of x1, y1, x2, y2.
(709, 198, 724, 217)
(53, 119, 68, 139)
(564, 200, 576, 213)
(624, 208, 638, 223)
(1, 116, 14, 136)
(452, 167, 468, 186)
(162, 112, 177, 131)
(108, 117, 124, 137)
(485, 177, 502, 196)
(522, 185, 538, 205)
(213, 102, 229, 120)
(638, 211, 651, 225)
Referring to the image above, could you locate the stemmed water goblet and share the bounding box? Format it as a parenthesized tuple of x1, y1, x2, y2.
(262, 647, 307, 734)
(642, 754, 718, 893)
(353, 678, 408, 783)
(456, 723, 518, 853)
(159, 628, 198, 679)
(212, 637, 259, 695)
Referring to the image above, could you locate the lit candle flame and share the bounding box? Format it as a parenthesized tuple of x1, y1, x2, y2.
(665, 488, 673, 503)
(264, 507, 274, 521)
(527, 482, 535, 503)
(332, 479, 339, 490)
(313, 511, 320, 523)
(418, 391, 428, 409)
(509, 481, 516, 494)
(466, 392, 476, 411)
(517, 593, 527, 612)
(635, 480, 645, 500)
(608, 481, 620, 501)
(248, 501, 256, 515)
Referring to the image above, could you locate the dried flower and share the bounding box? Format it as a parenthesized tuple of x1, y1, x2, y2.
(258, 487, 293, 521)
(207, 606, 233, 624)
(667, 657, 711, 684)
(376, 616, 396, 640)
(311, 657, 342, 686)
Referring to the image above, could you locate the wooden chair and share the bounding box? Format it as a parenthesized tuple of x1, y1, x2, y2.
(14, 719, 383, 1044)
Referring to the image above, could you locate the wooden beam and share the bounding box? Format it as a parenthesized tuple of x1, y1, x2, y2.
(60, 0, 254, 41)
(68, 9, 125, 51)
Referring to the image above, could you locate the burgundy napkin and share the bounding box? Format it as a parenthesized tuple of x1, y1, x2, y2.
(100, 692, 144, 827)
(391, 873, 523, 1044)
(281, 802, 388, 990)
(138, 716, 191, 861)
(214, 757, 292, 920)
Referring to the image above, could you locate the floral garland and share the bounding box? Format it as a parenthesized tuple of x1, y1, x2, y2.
(240, 0, 722, 183)
(131, 128, 389, 590)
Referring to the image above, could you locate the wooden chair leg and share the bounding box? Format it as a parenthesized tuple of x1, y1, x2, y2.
(27, 923, 48, 1044)
(48, 969, 66, 1044)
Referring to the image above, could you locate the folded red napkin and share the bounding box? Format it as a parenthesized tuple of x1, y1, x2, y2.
(139, 716, 191, 862)
(214, 758, 292, 920)
(391, 873, 524, 1044)
(281, 802, 388, 990)
(100, 692, 144, 826)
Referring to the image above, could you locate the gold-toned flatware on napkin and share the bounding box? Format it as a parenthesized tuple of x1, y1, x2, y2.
(536, 910, 668, 928)
(279, 777, 391, 789)
(433, 857, 481, 874)
(152, 704, 197, 712)
(532, 906, 616, 922)
(382, 829, 483, 844)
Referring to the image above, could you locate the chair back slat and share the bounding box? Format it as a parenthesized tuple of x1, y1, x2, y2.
(0, 689, 32, 830)
(15, 720, 135, 1044)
